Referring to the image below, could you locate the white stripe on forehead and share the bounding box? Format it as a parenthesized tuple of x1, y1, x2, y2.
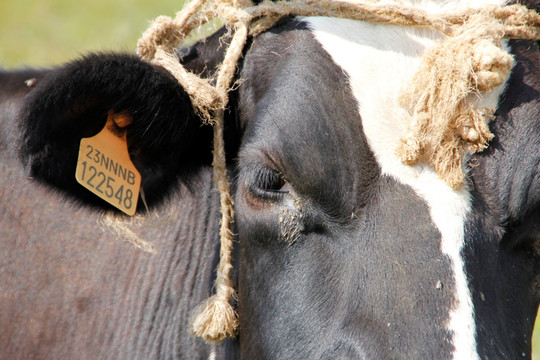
(304, 0, 507, 357)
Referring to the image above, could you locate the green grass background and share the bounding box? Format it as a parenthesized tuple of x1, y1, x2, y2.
(1, 0, 539, 356)
(0, 1, 188, 68)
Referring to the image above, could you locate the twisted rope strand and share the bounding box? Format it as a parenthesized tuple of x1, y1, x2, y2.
(189, 21, 249, 344)
(136, 0, 540, 343)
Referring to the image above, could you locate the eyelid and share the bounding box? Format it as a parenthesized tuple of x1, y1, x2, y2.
(247, 167, 289, 199)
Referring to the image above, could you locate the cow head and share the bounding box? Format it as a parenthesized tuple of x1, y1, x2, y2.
(18, 4, 540, 360)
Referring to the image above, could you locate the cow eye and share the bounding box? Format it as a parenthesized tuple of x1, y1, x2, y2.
(250, 167, 288, 198)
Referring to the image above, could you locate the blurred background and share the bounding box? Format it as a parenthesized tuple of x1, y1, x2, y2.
(1, 0, 539, 357)
(0, 1, 187, 68)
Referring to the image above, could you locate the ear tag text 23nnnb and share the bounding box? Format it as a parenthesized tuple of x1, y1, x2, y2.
(75, 110, 141, 215)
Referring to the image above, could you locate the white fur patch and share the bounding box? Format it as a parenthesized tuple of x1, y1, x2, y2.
(305, 0, 508, 358)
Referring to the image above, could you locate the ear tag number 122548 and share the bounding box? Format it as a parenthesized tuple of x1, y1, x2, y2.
(75, 111, 141, 216)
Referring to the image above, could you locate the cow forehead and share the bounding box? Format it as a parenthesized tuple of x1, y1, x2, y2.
(238, 22, 377, 206)
(302, 0, 508, 357)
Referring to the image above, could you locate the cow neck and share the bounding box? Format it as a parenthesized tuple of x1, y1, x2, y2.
(134, 0, 540, 345)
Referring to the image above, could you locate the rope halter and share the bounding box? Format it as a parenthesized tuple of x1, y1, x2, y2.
(136, 0, 540, 344)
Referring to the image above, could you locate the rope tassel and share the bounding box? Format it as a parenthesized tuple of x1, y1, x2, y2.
(190, 294, 238, 343)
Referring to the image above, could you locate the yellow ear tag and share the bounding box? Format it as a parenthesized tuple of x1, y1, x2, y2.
(75, 110, 141, 215)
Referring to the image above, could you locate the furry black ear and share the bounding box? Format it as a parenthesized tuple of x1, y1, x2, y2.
(19, 53, 211, 211)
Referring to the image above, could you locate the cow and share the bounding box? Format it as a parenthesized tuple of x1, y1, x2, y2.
(1, 0, 539, 359)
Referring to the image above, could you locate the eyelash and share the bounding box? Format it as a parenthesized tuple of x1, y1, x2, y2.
(249, 167, 288, 199)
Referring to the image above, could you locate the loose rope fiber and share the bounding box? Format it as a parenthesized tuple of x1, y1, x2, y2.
(136, 0, 540, 344)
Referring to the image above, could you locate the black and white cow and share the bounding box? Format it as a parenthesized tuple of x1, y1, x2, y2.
(1, 0, 539, 359)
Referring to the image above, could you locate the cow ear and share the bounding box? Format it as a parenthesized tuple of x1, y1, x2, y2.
(19, 53, 212, 211)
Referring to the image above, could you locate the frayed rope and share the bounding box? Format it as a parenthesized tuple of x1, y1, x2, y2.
(398, 10, 516, 188)
(136, 0, 540, 343)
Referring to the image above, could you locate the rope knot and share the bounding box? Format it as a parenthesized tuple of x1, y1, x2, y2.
(398, 11, 516, 188)
(470, 38, 513, 91)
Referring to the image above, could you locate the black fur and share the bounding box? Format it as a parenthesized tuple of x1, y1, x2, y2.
(19, 53, 212, 210)
(463, 39, 540, 359)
